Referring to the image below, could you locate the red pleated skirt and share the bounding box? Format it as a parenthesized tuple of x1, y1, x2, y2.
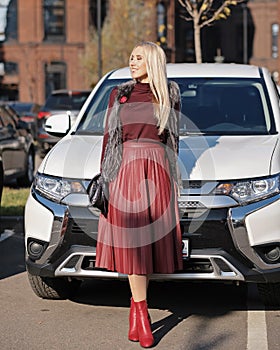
(95, 141, 183, 274)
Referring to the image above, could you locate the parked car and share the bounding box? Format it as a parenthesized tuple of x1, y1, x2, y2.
(0, 160, 3, 205)
(25, 63, 280, 306)
(8, 102, 41, 141)
(0, 104, 35, 188)
(37, 89, 91, 157)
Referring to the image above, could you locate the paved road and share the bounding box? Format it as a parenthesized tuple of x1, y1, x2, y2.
(0, 229, 280, 350)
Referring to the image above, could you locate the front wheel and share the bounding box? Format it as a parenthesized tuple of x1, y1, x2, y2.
(0, 161, 3, 204)
(17, 151, 34, 187)
(257, 282, 280, 307)
(27, 272, 81, 299)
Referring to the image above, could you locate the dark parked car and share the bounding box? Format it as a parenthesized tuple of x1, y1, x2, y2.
(37, 89, 91, 157)
(8, 102, 41, 140)
(0, 104, 35, 189)
(0, 160, 3, 205)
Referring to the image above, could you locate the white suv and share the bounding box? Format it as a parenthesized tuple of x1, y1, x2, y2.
(25, 64, 280, 306)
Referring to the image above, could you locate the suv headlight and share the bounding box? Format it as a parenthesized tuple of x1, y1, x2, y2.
(34, 173, 86, 202)
(214, 174, 280, 204)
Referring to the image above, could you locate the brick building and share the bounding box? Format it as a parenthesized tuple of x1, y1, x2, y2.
(0, 0, 279, 105)
(0, 0, 92, 104)
(249, 0, 279, 82)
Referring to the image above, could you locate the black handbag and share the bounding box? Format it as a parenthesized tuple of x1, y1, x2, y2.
(87, 173, 108, 217)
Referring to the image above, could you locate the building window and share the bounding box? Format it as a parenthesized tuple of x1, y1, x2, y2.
(5, 0, 17, 41)
(0, 0, 17, 42)
(157, 2, 167, 47)
(43, 0, 65, 42)
(5, 61, 18, 75)
(272, 23, 279, 59)
(0, 61, 18, 75)
(44, 61, 66, 99)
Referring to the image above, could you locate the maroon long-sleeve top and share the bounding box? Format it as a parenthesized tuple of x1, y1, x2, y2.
(100, 82, 179, 166)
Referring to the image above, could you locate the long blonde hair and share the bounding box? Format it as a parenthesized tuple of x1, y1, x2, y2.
(131, 41, 170, 134)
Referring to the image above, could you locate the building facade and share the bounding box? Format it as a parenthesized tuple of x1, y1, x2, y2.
(248, 0, 279, 82)
(0, 0, 91, 104)
(0, 0, 279, 105)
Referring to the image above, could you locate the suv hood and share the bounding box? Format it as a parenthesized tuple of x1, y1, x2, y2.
(39, 134, 278, 181)
(39, 135, 103, 179)
(180, 135, 278, 180)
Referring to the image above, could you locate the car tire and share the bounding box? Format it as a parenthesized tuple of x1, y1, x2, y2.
(17, 150, 34, 187)
(27, 271, 81, 299)
(257, 282, 280, 307)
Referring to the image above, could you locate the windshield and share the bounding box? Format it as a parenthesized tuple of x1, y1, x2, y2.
(76, 77, 276, 136)
(76, 79, 126, 135)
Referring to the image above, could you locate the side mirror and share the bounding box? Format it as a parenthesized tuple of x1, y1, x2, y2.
(44, 113, 71, 137)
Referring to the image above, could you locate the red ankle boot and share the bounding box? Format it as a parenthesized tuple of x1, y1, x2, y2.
(135, 300, 154, 348)
(128, 298, 139, 342)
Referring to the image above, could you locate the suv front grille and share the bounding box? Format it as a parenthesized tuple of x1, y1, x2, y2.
(181, 208, 254, 268)
(71, 222, 88, 234)
(182, 258, 213, 273)
(69, 219, 98, 239)
(182, 180, 203, 189)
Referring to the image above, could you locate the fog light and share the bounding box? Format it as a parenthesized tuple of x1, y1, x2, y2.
(27, 239, 48, 260)
(264, 246, 280, 263)
(28, 242, 43, 255)
(256, 245, 280, 264)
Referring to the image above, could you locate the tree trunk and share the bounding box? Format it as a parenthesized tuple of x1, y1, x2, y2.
(193, 15, 202, 63)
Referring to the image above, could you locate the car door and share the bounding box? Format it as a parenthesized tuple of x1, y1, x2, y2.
(0, 107, 26, 179)
(0, 118, 4, 201)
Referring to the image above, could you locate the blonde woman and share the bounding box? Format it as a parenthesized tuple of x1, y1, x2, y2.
(95, 41, 182, 348)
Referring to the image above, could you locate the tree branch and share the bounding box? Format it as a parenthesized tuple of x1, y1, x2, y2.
(200, 0, 244, 28)
(178, 0, 194, 17)
(180, 14, 194, 22)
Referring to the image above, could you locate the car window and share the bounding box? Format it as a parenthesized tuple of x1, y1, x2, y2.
(9, 103, 31, 112)
(44, 92, 90, 111)
(9, 103, 36, 114)
(75, 77, 276, 136)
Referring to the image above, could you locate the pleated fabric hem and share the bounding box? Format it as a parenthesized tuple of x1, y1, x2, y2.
(95, 141, 183, 275)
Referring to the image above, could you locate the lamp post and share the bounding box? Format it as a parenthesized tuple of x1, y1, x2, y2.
(97, 0, 102, 79)
(242, 2, 248, 64)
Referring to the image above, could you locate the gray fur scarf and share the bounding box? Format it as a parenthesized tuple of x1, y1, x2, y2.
(101, 80, 181, 183)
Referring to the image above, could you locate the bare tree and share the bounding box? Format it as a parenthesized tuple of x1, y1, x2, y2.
(178, 0, 244, 63)
(81, 0, 156, 86)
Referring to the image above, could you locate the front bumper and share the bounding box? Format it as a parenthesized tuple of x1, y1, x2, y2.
(25, 190, 280, 283)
